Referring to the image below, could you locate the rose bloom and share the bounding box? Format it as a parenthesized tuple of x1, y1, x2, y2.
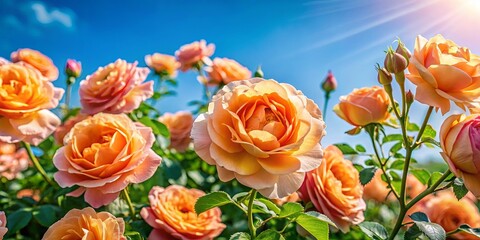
(298, 145, 365, 232)
(272, 192, 300, 206)
(53, 113, 162, 207)
(0, 57, 9, 66)
(0, 211, 6, 239)
(43, 207, 126, 240)
(11, 48, 59, 81)
(175, 40, 215, 71)
(364, 173, 425, 202)
(204, 58, 251, 85)
(0, 64, 63, 145)
(333, 86, 390, 127)
(53, 114, 89, 145)
(79, 59, 153, 115)
(141, 185, 225, 240)
(407, 34, 480, 114)
(158, 111, 194, 152)
(145, 53, 180, 77)
(0, 144, 28, 180)
(440, 114, 480, 198)
(192, 78, 326, 199)
(16, 189, 40, 201)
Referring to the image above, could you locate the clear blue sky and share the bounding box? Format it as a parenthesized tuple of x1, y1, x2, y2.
(1, 0, 479, 161)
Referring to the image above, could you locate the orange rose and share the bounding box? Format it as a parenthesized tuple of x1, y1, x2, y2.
(42, 207, 126, 240)
(204, 58, 251, 85)
(16, 189, 40, 201)
(405, 174, 426, 199)
(0, 64, 63, 145)
(407, 35, 480, 114)
(298, 145, 365, 232)
(175, 40, 215, 71)
(145, 53, 180, 77)
(140, 185, 225, 240)
(53, 114, 89, 145)
(192, 78, 326, 198)
(53, 113, 162, 207)
(272, 192, 300, 206)
(79, 59, 153, 115)
(0, 211, 6, 239)
(363, 171, 393, 202)
(333, 86, 390, 127)
(158, 111, 193, 152)
(440, 114, 480, 197)
(11, 48, 59, 81)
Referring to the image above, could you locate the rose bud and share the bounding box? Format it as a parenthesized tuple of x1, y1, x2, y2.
(321, 70, 337, 93)
(384, 50, 408, 74)
(65, 59, 82, 79)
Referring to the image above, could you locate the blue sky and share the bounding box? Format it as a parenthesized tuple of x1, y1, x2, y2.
(1, 0, 479, 161)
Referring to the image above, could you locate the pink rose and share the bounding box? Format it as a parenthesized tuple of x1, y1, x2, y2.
(0, 142, 29, 180)
(53, 114, 89, 145)
(79, 59, 153, 115)
(0, 211, 6, 239)
(440, 114, 480, 198)
(175, 40, 215, 71)
(53, 113, 162, 207)
(158, 111, 194, 152)
(65, 59, 82, 78)
(203, 58, 251, 85)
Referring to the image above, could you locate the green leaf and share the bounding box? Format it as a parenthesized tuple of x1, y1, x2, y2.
(333, 143, 358, 155)
(359, 167, 377, 185)
(390, 159, 405, 170)
(453, 178, 469, 200)
(422, 124, 437, 139)
(410, 212, 430, 222)
(296, 212, 329, 240)
(355, 144, 366, 153)
(407, 121, 420, 131)
(257, 198, 281, 214)
(138, 117, 170, 138)
(411, 169, 431, 185)
(358, 221, 389, 240)
(389, 170, 401, 181)
(415, 221, 446, 240)
(33, 205, 61, 227)
(304, 211, 337, 228)
(382, 134, 403, 143)
(230, 232, 251, 240)
(389, 142, 403, 154)
(256, 229, 285, 240)
(422, 137, 441, 148)
(457, 224, 480, 237)
(427, 172, 443, 188)
(125, 231, 143, 240)
(194, 191, 232, 214)
(278, 202, 304, 218)
(6, 209, 32, 236)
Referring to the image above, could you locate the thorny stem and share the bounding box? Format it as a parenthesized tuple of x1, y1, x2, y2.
(247, 190, 258, 238)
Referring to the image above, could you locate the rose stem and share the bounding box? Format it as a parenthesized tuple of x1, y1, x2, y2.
(22, 142, 56, 187)
(247, 189, 258, 238)
(123, 187, 136, 220)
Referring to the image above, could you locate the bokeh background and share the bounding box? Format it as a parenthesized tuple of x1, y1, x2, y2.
(1, 0, 479, 161)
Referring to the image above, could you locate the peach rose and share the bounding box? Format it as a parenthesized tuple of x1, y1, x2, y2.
(298, 145, 365, 232)
(204, 58, 251, 85)
(0, 58, 9, 66)
(407, 35, 480, 114)
(0, 144, 28, 180)
(140, 185, 225, 240)
(53, 114, 89, 145)
(11, 48, 59, 81)
(272, 192, 300, 206)
(79, 59, 153, 115)
(158, 111, 193, 152)
(16, 189, 40, 201)
(363, 171, 393, 202)
(440, 114, 480, 198)
(175, 40, 215, 71)
(0, 211, 7, 239)
(145, 53, 180, 77)
(42, 207, 126, 240)
(406, 174, 426, 199)
(53, 113, 162, 207)
(192, 78, 326, 199)
(0, 64, 63, 145)
(334, 86, 390, 127)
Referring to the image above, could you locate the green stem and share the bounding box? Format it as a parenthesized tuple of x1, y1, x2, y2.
(413, 106, 434, 148)
(123, 188, 136, 220)
(323, 92, 331, 120)
(65, 84, 72, 110)
(247, 190, 257, 238)
(21, 142, 56, 187)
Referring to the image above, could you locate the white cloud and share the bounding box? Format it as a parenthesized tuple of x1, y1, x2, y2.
(30, 2, 74, 28)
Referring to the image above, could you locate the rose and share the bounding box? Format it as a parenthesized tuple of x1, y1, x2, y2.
(16, 189, 40, 202)
(65, 59, 82, 78)
(42, 207, 126, 240)
(333, 86, 390, 127)
(363, 173, 425, 202)
(0, 64, 63, 145)
(140, 185, 225, 240)
(79, 59, 153, 115)
(53, 113, 162, 207)
(11, 48, 59, 81)
(158, 111, 194, 152)
(192, 78, 326, 198)
(0, 142, 29, 180)
(203, 58, 251, 85)
(145, 53, 180, 77)
(406, 34, 480, 114)
(53, 114, 89, 145)
(440, 113, 480, 197)
(298, 145, 365, 232)
(175, 40, 215, 71)
(0, 211, 6, 239)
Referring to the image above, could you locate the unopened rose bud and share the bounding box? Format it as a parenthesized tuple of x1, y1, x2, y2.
(384, 51, 408, 74)
(254, 65, 264, 78)
(395, 41, 411, 64)
(321, 70, 337, 93)
(65, 59, 82, 79)
(377, 67, 393, 85)
(406, 90, 414, 106)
